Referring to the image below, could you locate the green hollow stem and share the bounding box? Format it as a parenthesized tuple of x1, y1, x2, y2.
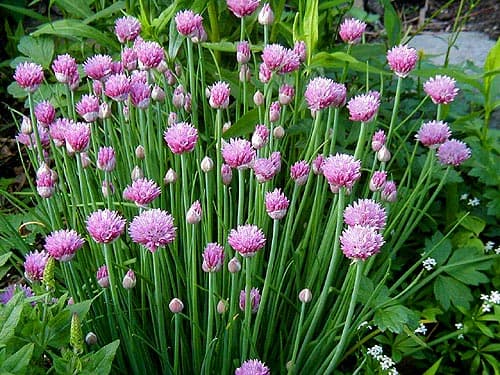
(215, 109, 223, 242)
(186, 39, 198, 127)
(27, 93, 44, 164)
(174, 313, 181, 374)
(386, 76, 403, 148)
(288, 302, 307, 374)
(353, 121, 367, 161)
(153, 253, 168, 369)
(206, 273, 215, 355)
(241, 257, 253, 360)
(238, 169, 245, 225)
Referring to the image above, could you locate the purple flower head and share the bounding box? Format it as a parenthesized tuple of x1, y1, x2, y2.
(253, 157, 277, 183)
(269, 101, 281, 123)
(312, 154, 325, 175)
(437, 139, 471, 166)
(416, 120, 451, 149)
(44, 229, 85, 262)
(50, 118, 72, 147)
(105, 73, 131, 101)
(164, 121, 198, 154)
(209, 81, 231, 109)
(381, 180, 397, 202)
(369, 170, 387, 192)
(84, 54, 113, 81)
(86, 209, 126, 244)
(258, 3, 274, 25)
(16, 125, 50, 150)
(76, 94, 99, 122)
(340, 225, 385, 260)
(121, 47, 138, 71)
(265, 188, 289, 220)
(222, 138, 256, 169)
(202, 242, 225, 272)
(305, 77, 346, 112)
(279, 84, 295, 105)
(259, 63, 272, 83)
(252, 124, 270, 150)
(129, 208, 176, 253)
(123, 178, 161, 206)
(96, 265, 109, 288)
(371, 129, 386, 152)
(237, 41, 251, 64)
(115, 16, 141, 43)
(423, 75, 459, 104)
(290, 160, 310, 186)
(186, 200, 202, 224)
(239, 288, 261, 313)
(35, 101, 55, 127)
(36, 163, 58, 198)
(24, 250, 49, 282)
(130, 82, 151, 109)
(135, 41, 164, 69)
(65, 121, 91, 153)
(175, 10, 203, 37)
(293, 40, 306, 63)
(227, 0, 261, 18)
(130, 69, 148, 84)
(279, 49, 300, 74)
(14, 62, 44, 92)
(261, 44, 286, 71)
(387, 44, 418, 78)
(322, 153, 362, 192)
(97, 146, 116, 172)
(235, 359, 270, 375)
(228, 224, 266, 257)
(1, 284, 34, 305)
(339, 18, 366, 44)
(347, 92, 380, 122)
(52, 54, 78, 84)
(222, 164, 233, 185)
(343, 199, 387, 230)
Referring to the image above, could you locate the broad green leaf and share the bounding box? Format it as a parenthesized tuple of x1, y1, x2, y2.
(423, 357, 443, 375)
(0, 293, 24, 346)
(474, 322, 494, 338)
(1, 343, 34, 374)
(84, 2, 125, 25)
(309, 52, 389, 75)
(45, 309, 71, 348)
(433, 275, 473, 310)
(423, 231, 452, 265)
(484, 38, 500, 107)
(17, 36, 54, 69)
(303, 0, 318, 65)
(460, 216, 486, 235)
(222, 109, 259, 139)
(0, 252, 11, 268)
(373, 305, 418, 333)
(80, 340, 120, 374)
(54, 0, 92, 19)
(483, 353, 500, 374)
(380, 0, 401, 46)
(151, 2, 177, 34)
(483, 343, 500, 352)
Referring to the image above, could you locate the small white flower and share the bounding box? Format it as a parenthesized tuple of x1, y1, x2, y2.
(389, 368, 399, 375)
(460, 193, 469, 200)
(458, 333, 464, 339)
(484, 241, 495, 252)
(490, 290, 500, 304)
(422, 257, 437, 271)
(367, 345, 383, 357)
(414, 323, 427, 335)
(455, 322, 463, 330)
(480, 294, 490, 301)
(467, 197, 480, 207)
(481, 303, 492, 313)
(495, 246, 500, 255)
(357, 321, 372, 330)
(379, 355, 395, 370)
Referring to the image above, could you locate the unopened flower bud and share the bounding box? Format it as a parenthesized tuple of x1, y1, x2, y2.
(168, 112, 177, 126)
(131, 165, 144, 181)
(122, 269, 136, 289)
(96, 265, 109, 288)
(165, 69, 176, 85)
(123, 105, 130, 122)
(135, 145, 145, 160)
(221, 164, 232, 185)
(164, 168, 177, 184)
(101, 180, 115, 197)
(228, 257, 241, 273)
(273, 126, 285, 139)
(175, 63, 183, 77)
(42, 256, 55, 291)
(67, 297, 75, 305)
(21, 116, 32, 134)
(217, 299, 228, 314)
(186, 200, 202, 224)
(299, 288, 312, 303)
(151, 85, 165, 102)
(184, 93, 192, 112)
(201, 156, 214, 172)
(223, 122, 232, 133)
(80, 152, 91, 168)
(369, 171, 387, 192)
(258, 3, 274, 25)
(85, 332, 98, 345)
(156, 60, 168, 73)
(169, 298, 184, 313)
(99, 102, 111, 119)
(269, 101, 281, 123)
(253, 90, 264, 106)
(239, 64, 251, 82)
(377, 145, 391, 162)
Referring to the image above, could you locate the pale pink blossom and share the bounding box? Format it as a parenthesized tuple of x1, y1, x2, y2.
(222, 138, 256, 169)
(228, 224, 266, 257)
(227, 0, 261, 18)
(164, 122, 198, 154)
(202, 243, 225, 272)
(387, 44, 418, 78)
(416, 120, 451, 148)
(340, 225, 385, 260)
(13, 62, 44, 92)
(52, 54, 78, 83)
(44, 229, 85, 262)
(129, 209, 176, 252)
(347, 92, 380, 122)
(76, 94, 100, 122)
(239, 287, 261, 313)
(83, 54, 113, 81)
(437, 139, 471, 166)
(343, 199, 387, 230)
(86, 209, 126, 244)
(339, 18, 366, 44)
(114, 16, 141, 43)
(123, 178, 161, 205)
(322, 153, 361, 192)
(423, 75, 459, 104)
(265, 188, 289, 220)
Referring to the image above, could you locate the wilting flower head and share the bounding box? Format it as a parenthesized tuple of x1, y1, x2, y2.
(65, 121, 91, 153)
(164, 122, 198, 154)
(369, 170, 387, 192)
(305, 77, 346, 112)
(227, 0, 261, 18)
(235, 359, 270, 375)
(36, 163, 58, 198)
(386, 45, 418, 78)
(237, 41, 251, 64)
(371, 129, 386, 152)
(96, 265, 109, 288)
(86, 209, 126, 243)
(209, 81, 231, 109)
(222, 138, 256, 169)
(123, 178, 161, 206)
(83, 54, 113, 81)
(293, 40, 306, 63)
(76, 94, 100, 122)
(279, 84, 295, 105)
(135, 41, 164, 69)
(340, 225, 385, 260)
(202, 242, 225, 272)
(105, 73, 131, 101)
(437, 139, 471, 166)
(322, 153, 362, 192)
(290, 160, 310, 186)
(35, 101, 56, 126)
(261, 44, 286, 71)
(339, 18, 366, 44)
(97, 146, 116, 172)
(0, 284, 34, 305)
(228, 224, 266, 257)
(239, 288, 261, 313)
(381, 180, 397, 202)
(130, 82, 151, 109)
(423, 75, 459, 104)
(343, 199, 387, 230)
(52, 54, 78, 84)
(186, 200, 202, 224)
(265, 188, 289, 220)
(416, 120, 451, 148)
(14, 62, 44, 92)
(129, 209, 176, 252)
(24, 250, 49, 282)
(175, 10, 203, 37)
(347, 92, 380, 122)
(44, 229, 85, 262)
(115, 16, 141, 43)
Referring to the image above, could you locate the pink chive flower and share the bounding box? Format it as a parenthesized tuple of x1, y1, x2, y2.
(164, 122, 198, 154)
(97, 146, 116, 172)
(270, 151, 282, 172)
(135, 41, 164, 69)
(112, 61, 124, 75)
(44, 229, 85, 262)
(96, 265, 109, 288)
(105, 73, 131, 101)
(258, 3, 274, 25)
(339, 18, 367, 44)
(437, 139, 471, 166)
(322, 153, 362, 193)
(381, 180, 397, 202)
(86, 209, 126, 244)
(36, 163, 58, 198)
(369, 170, 387, 192)
(186, 200, 202, 224)
(49, 118, 71, 147)
(279, 84, 295, 105)
(416, 120, 451, 148)
(83, 54, 113, 81)
(387, 44, 418, 78)
(252, 124, 269, 150)
(175, 10, 203, 37)
(293, 41, 306, 63)
(312, 154, 325, 175)
(261, 44, 286, 71)
(35, 101, 55, 127)
(347, 91, 380, 122)
(52, 54, 78, 84)
(290, 160, 310, 186)
(65, 121, 91, 153)
(202, 242, 225, 272)
(222, 138, 256, 169)
(259, 63, 272, 83)
(235, 359, 270, 375)
(239, 288, 261, 313)
(222, 164, 233, 185)
(24, 250, 49, 282)
(13, 62, 44, 92)
(114, 16, 141, 43)
(423, 75, 459, 104)
(16, 125, 50, 149)
(184, 93, 192, 112)
(130, 82, 151, 109)
(121, 47, 138, 71)
(269, 101, 281, 123)
(209, 81, 231, 109)
(305, 77, 347, 112)
(129, 209, 176, 253)
(340, 225, 385, 260)
(237, 41, 251, 64)
(93, 80, 103, 96)
(344, 199, 387, 230)
(76, 94, 100, 122)
(371, 129, 387, 152)
(123, 178, 161, 206)
(227, 0, 261, 18)
(130, 70, 148, 84)
(253, 157, 277, 183)
(279, 49, 301, 74)
(265, 188, 289, 220)
(228, 224, 266, 257)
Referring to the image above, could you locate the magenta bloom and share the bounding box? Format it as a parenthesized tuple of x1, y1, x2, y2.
(35, 101, 56, 126)
(129, 209, 176, 252)
(164, 122, 198, 154)
(290, 160, 310, 186)
(86, 209, 126, 244)
(227, 0, 261, 18)
(312, 154, 325, 175)
(130, 82, 151, 109)
(76, 94, 100, 122)
(347, 92, 380, 122)
(343, 199, 386, 230)
(253, 157, 277, 183)
(36, 163, 58, 198)
(270, 151, 281, 172)
(261, 44, 286, 71)
(305, 77, 346, 112)
(228, 224, 266, 257)
(202, 242, 225, 272)
(265, 188, 289, 220)
(387, 44, 418, 78)
(52, 54, 78, 84)
(175, 10, 203, 37)
(16, 125, 50, 150)
(123, 178, 161, 206)
(423, 75, 459, 104)
(186, 200, 202, 224)
(49, 118, 70, 147)
(83, 54, 113, 81)
(251, 124, 269, 150)
(237, 41, 251, 64)
(293, 41, 306, 63)
(209, 81, 231, 109)
(121, 47, 138, 71)
(13, 62, 44, 92)
(279, 48, 301, 74)
(322, 153, 362, 192)
(437, 139, 471, 166)
(369, 170, 387, 192)
(340, 225, 384, 260)
(65, 121, 91, 153)
(371, 129, 386, 152)
(96, 265, 109, 288)
(339, 18, 366, 44)
(105, 73, 131, 101)
(222, 138, 256, 169)
(239, 288, 261, 313)
(279, 84, 295, 105)
(44, 229, 85, 262)
(381, 180, 397, 202)
(416, 120, 451, 148)
(135, 40, 164, 69)
(97, 146, 116, 172)
(115, 16, 141, 43)
(24, 250, 49, 282)
(235, 359, 270, 375)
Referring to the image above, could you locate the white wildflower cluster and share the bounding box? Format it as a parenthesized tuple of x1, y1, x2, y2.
(484, 241, 495, 252)
(422, 257, 437, 271)
(367, 345, 398, 374)
(455, 322, 464, 339)
(357, 321, 373, 330)
(460, 193, 468, 201)
(467, 197, 480, 207)
(414, 323, 427, 335)
(480, 290, 500, 313)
